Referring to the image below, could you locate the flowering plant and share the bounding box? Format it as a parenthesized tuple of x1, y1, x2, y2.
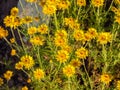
(0, 0, 120, 90)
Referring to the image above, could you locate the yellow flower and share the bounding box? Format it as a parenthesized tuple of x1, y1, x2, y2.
(100, 74, 112, 84)
(64, 17, 75, 27)
(11, 49, 16, 56)
(22, 86, 28, 90)
(43, 5, 56, 15)
(70, 22, 80, 30)
(115, 16, 120, 24)
(70, 59, 82, 68)
(37, 24, 48, 34)
(26, 0, 37, 3)
(10, 7, 19, 16)
(117, 80, 120, 90)
(15, 62, 23, 70)
(87, 28, 98, 39)
(38, 0, 46, 7)
(111, 7, 120, 16)
(63, 65, 75, 77)
(55, 29, 67, 38)
(0, 77, 4, 86)
(83, 33, 92, 42)
(114, 0, 120, 5)
(0, 26, 8, 39)
(4, 16, 21, 29)
(27, 78, 31, 83)
(56, 50, 69, 63)
(54, 37, 67, 47)
(4, 70, 13, 81)
(46, 0, 58, 5)
(27, 27, 37, 35)
(91, 0, 104, 7)
(97, 32, 112, 44)
(73, 29, 84, 41)
(34, 68, 45, 80)
(10, 38, 15, 43)
(61, 45, 72, 53)
(75, 47, 88, 59)
(77, 0, 86, 6)
(30, 36, 44, 46)
(22, 16, 33, 24)
(21, 55, 34, 70)
(57, 0, 70, 10)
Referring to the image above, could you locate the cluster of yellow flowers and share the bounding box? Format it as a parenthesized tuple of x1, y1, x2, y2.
(4, 7, 22, 29)
(15, 55, 34, 70)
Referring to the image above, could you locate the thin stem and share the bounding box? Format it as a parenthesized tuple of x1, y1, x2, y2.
(102, 45, 107, 73)
(17, 28, 27, 54)
(82, 59, 93, 90)
(54, 13, 58, 30)
(37, 46, 42, 68)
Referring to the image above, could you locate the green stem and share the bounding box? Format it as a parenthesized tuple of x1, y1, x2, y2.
(54, 13, 58, 30)
(37, 46, 42, 68)
(68, 77, 71, 90)
(82, 59, 93, 90)
(102, 45, 107, 73)
(17, 28, 27, 54)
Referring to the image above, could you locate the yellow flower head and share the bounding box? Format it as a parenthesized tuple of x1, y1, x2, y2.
(27, 27, 37, 35)
(88, 28, 98, 39)
(115, 16, 120, 24)
(46, 0, 59, 5)
(61, 45, 72, 53)
(27, 78, 31, 83)
(73, 29, 84, 41)
(21, 55, 34, 70)
(0, 78, 4, 86)
(54, 37, 67, 47)
(22, 16, 33, 24)
(100, 74, 112, 84)
(38, 0, 46, 7)
(111, 7, 120, 16)
(0, 26, 8, 39)
(64, 17, 75, 27)
(77, 0, 86, 6)
(63, 65, 75, 77)
(4, 70, 13, 81)
(37, 24, 48, 34)
(10, 7, 19, 16)
(70, 22, 80, 30)
(15, 62, 23, 70)
(114, 0, 120, 5)
(92, 0, 104, 7)
(75, 47, 88, 59)
(4, 16, 21, 29)
(117, 80, 120, 90)
(83, 32, 92, 42)
(22, 86, 28, 90)
(26, 0, 37, 3)
(34, 68, 45, 80)
(30, 36, 44, 46)
(43, 5, 57, 15)
(56, 50, 69, 63)
(70, 59, 82, 68)
(11, 49, 16, 56)
(10, 38, 15, 43)
(55, 29, 67, 38)
(57, 0, 70, 10)
(97, 32, 112, 44)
